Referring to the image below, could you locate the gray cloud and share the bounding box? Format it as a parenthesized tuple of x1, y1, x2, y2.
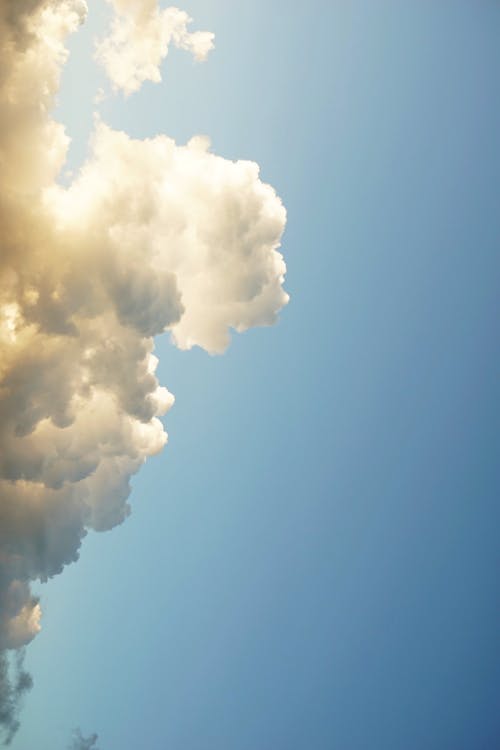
(0, 650, 33, 746)
(68, 729, 99, 750)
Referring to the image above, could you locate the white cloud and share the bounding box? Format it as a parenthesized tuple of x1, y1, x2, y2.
(96, 1, 215, 95)
(0, 0, 287, 740)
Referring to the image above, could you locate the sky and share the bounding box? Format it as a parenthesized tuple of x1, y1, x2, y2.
(1, 1, 500, 749)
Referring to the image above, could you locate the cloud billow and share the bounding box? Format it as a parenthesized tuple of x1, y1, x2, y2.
(0, 0, 288, 742)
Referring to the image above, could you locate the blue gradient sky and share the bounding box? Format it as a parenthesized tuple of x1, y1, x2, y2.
(11, 2, 500, 749)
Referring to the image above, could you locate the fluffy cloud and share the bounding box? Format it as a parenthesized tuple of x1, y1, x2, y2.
(96, 0, 214, 94)
(0, 0, 287, 742)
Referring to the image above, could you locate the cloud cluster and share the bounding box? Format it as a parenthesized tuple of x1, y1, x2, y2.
(0, 0, 287, 742)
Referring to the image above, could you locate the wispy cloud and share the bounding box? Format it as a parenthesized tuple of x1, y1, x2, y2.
(0, 650, 33, 745)
(68, 729, 99, 750)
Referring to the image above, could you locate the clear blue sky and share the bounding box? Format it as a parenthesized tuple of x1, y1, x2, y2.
(11, 2, 500, 748)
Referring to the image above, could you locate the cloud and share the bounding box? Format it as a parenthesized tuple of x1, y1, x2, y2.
(68, 729, 99, 750)
(0, 0, 287, 742)
(96, 0, 215, 94)
(0, 650, 33, 746)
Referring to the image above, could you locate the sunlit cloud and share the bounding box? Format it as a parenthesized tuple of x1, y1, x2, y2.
(0, 0, 287, 742)
(96, 0, 214, 95)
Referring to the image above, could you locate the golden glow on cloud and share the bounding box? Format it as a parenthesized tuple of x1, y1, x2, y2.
(0, 0, 287, 739)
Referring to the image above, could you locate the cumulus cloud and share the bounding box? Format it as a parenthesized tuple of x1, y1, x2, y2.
(0, 0, 287, 742)
(96, 0, 215, 94)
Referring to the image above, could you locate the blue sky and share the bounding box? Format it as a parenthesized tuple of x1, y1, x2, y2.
(10, 1, 500, 748)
